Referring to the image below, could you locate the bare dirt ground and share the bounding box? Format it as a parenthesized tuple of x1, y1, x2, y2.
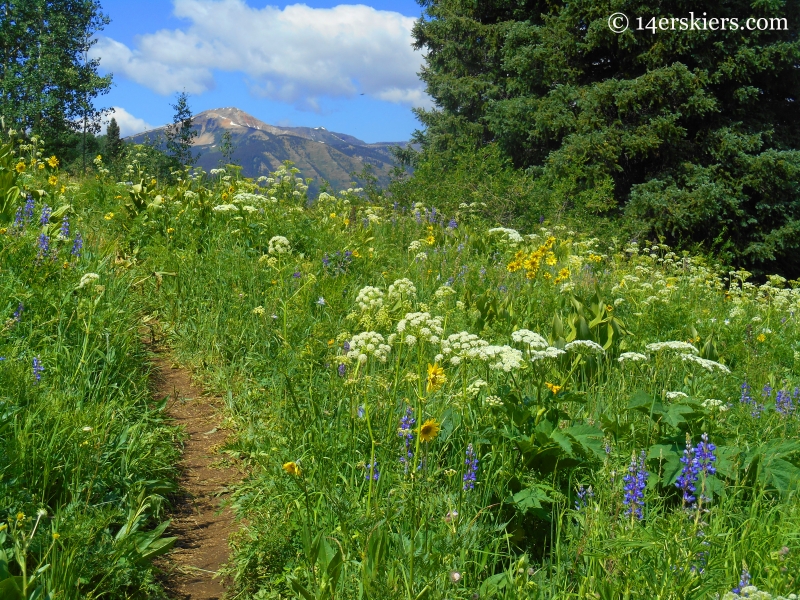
(150, 346, 240, 600)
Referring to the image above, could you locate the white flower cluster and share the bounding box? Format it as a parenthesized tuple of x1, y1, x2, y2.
(408, 240, 422, 252)
(618, 352, 648, 363)
(564, 339, 605, 355)
(441, 332, 489, 365)
(433, 285, 455, 300)
(397, 312, 444, 345)
(666, 391, 688, 400)
(355, 286, 384, 312)
(680, 353, 731, 373)
(645, 341, 699, 354)
(212, 204, 238, 212)
(702, 398, 729, 412)
(484, 395, 503, 407)
(511, 329, 548, 349)
(79, 273, 100, 288)
(209, 168, 225, 176)
(346, 331, 391, 364)
(233, 192, 264, 205)
(722, 586, 797, 600)
(466, 379, 487, 398)
(530, 347, 566, 362)
(468, 345, 525, 372)
(268, 235, 291, 255)
(488, 227, 523, 245)
(415, 252, 428, 262)
(387, 278, 417, 304)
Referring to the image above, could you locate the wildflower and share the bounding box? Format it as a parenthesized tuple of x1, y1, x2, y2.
(545, 382, 562, 394)
(12, 303, 23, 323)
(282, 461, 301, 476)
(338, 363, 346, 377)
(484, 395, 503, 407)
(48, 175, 58, 186)
(355, 286, 384, 311)
(449, 571, 461, 583)
(756, 333, 766, 342)
(776, 388, 795, 416)
(316, 297, 326, 307)
(398, 407, 415, 471)
(680, 353, 730, 373)
(574, 485, 594, 511)
(447, 218, 457, 229)
(268, 235, 291, 255)
(444, 510, 458, 523)
(292, 271, 302, 278)
(666, 391, 688, 400)
(40, 203, 51, 225)
(646, 341, 699, 354)
(357, 405, 365, 419)
(37, 232, 49, 258)
(47, 155, 59, 168)
(104, 212, 114, 220)
(463, 444, 478, 491)
(71, 232, 83, 257)
(732, 568, 750, 595)
(346, 332, 391, 363)
(79, 273, 100, 288)
(365, 461, 379, 481)
(15, 161, 25, 173)
(253, 306, 265, 316)
(676, 439, 698, 507)
(60, 215, 69, 239)
(623, 451, 648, 520)
(32, 356, 44, 382)
(618, 352, 648, 363)
(511, 329, 548, 350)
(419, 419, 440, 443)
(426, 363, 446, 393)
(52, 532, 60, 540)
(564, 339, 605, 355)
(24, 195, 35, 221)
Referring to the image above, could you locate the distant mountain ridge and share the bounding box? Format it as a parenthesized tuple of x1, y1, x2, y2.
(128, 107, 408, 193)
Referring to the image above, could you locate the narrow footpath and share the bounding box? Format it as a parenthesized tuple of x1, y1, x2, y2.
(151, 347, 240, 600)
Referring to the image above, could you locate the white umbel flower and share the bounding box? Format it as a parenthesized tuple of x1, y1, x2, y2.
(346, 331, 391, 363)
(564, 340, 605, 355)
(268, 235, 291, 255)
(618, 352, 648, 363)
(645, 341, 699, 354)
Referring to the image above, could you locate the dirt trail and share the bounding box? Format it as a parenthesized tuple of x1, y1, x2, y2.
(150, 347, 240, 600)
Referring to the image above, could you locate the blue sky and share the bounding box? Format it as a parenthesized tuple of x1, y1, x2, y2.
(93, 1, 428, 142)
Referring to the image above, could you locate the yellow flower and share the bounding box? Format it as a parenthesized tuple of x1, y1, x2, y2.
(228, 185, 235, 193)
(52, 532, 60, 540)
(426, 363, 446, 393)
(283, 461, 301, 476)
(327, 339, 335, 346)
(48, 175, 58, 186)
(15, 161, 25, 173)
(38, 162, 45, 170)
(757, 333, 766, 342)
(554, 267, 570, 284)
(343, 218, 350, 226)
(426, 235, 435, 245)
(16, 512, 24, 521)
(545, 253, 557, 266)
(271, 279, 277, 285)
(104, 212, 114, 221)
(63, 261, 69, 269)
(60, 185, 65, 194)
(329, 212, 336, 219)
(545, 382, 562, 394)
(47, 155, 59, 168)
(221, 192, 228, 200)
(167, 227, 175, 234)
(95, 155, 102, 162)
(352, 249, 361, 258)
(419, 419, 440, 443)
(150, 178, 156, 186)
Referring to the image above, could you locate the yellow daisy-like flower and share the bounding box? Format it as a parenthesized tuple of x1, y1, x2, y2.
(60, 185, 66, 194)
(554, 267, 570, 284)
(167, 227, 175, 234)
(16, 512, 24, 521)
(47, 155, 59, 168)
(228, 185, 235, 193)
(419, 419, 440, 443)
(343, 218, 350, 226)
(38, 163, 45, 170)
(426, 363, 446, 393)
(352, 249, 361, 258)
(545, 253, 557, 266)
(52, 532, 60, 540)
(48, 175, 58, 186)
(426, 235, 435, 245)
(104, 212, 114, 221)
(283, 461, 301, 476)
(329, 212, 336, 219)
(756, 333, 766, 343)
(545, 382, 562, 394)
(15, 161, 25, 173)
(150, 178, 156, 186)
(327, 339, 335, 346)
(221, 192, 228, 200)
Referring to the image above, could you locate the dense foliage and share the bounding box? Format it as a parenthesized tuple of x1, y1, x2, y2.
(410, 0, 800, 276)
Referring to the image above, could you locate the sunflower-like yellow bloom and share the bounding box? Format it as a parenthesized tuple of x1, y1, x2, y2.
(419, 419, 440, 443)
(545, 382, 562, 394)
(47, 155, 59, 168)
(426, 363, 446, 393)
(282, 461, 301, 476)
(15, 161, 25, 173)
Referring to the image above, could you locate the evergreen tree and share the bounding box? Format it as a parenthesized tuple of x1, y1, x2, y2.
(105, 116, 124, 164)
(219, 130, 236, 165)
(412, 0, 800, 274)
(165, 91, 197, 168)
(0, 0, 112, 152)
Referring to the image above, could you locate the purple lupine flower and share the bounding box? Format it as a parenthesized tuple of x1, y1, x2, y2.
(776, 388, 795, 416)
(398, 406, 415, 473)
(344, 250, 352, 260)
(40, 204, 51, 226)
(60, 215, 69, 239)
(732, 568, 750, 594)
(429, 207, 437, 223)
(12, 206, 24, 230)
(448, 218, 457, 229)
(322, 253, 330, 267)
(446, 276, 455, 286)
(343, 341, 350, 352)
(740, 381, 753, 404)
(574, 485, 594, 511)
(539, 215, 545, 224)
(365, 461, 379, 481)
(71, 232, 83, 257)
(23, 195, 35, 221)
(292, 271, 302, 278)
(676, 439, 699, 507)
(695, 433, 716, 477)
(457, 243, 464, 252)
(415, 210, 421, 223)
(32, 357, 44, 382)
(13, 303, 23, 322)
(463, 444, 478, 491)
(37, 233, 49, 258)
(623, 451, 648, 520)
(338, 363, 347, 378)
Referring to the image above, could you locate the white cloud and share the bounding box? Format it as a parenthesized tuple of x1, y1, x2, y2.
(90, 0, 429, 111)
(103, 107, 155, 137)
